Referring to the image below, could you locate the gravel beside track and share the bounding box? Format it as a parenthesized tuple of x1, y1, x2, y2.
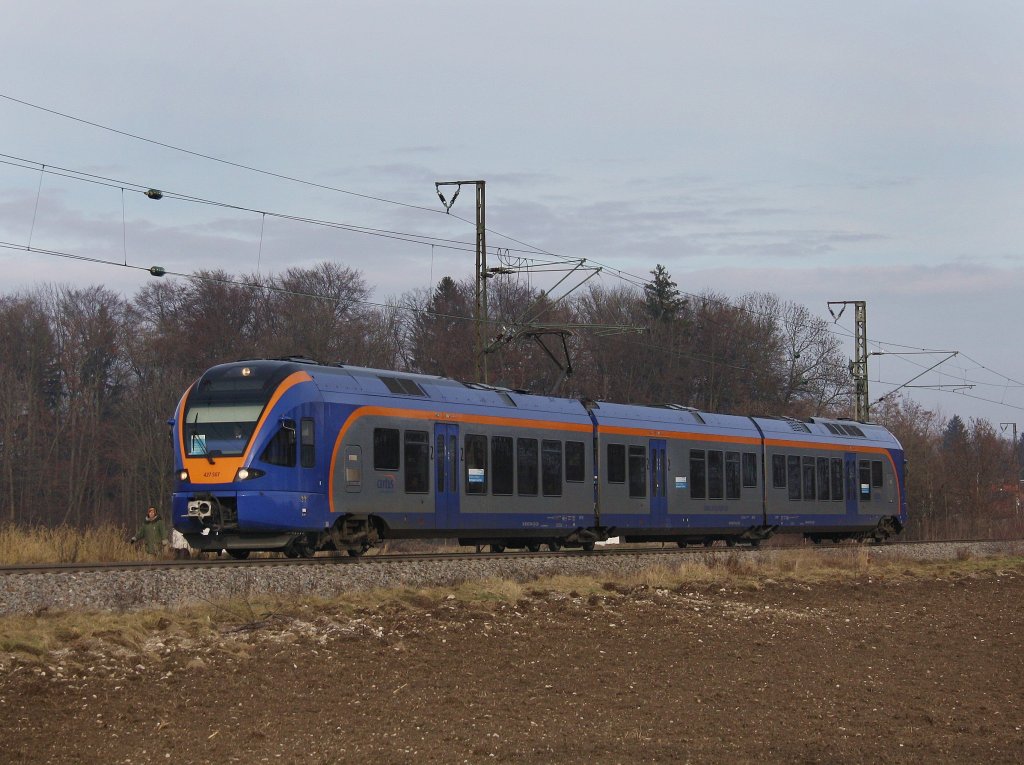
(2, 539, 1023, 616)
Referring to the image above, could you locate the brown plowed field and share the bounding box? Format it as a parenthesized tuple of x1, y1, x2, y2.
(2, 560, 1023, 764)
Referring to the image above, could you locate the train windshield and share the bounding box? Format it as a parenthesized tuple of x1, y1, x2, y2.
(183, 403, 264, 458)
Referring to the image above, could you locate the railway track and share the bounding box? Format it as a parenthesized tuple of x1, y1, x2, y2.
(0, 537, 1018, 577)
(3, 539, 1022, 618)
(0, 544, 728, 576)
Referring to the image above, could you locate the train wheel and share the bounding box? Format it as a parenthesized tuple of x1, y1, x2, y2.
(346, 541, 373, 557)
(227, 549, 250, 560)
(490, 544, 506, 553)
(726, 539, 737, 548)
(526, 543, 541, 553)
(581, 541, 596, 552)
(677, 541, 688, 548)
(285, 538, 316, 558)
(548, 541, 562, 552)
(703, 539, 715, 548)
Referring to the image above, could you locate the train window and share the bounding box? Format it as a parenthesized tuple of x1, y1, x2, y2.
(628, 445, 646, 498)
(344, 446, 362, 492)
(517, 438, 539, 496)
(404, 431, 429, 493)
(183, 403, 262, 458)
(379, 376, 426, 397)
(742, 453, 758, 488)
(859, 461, 872, 501)
(380, 376, 405, 394)
(607, 444, 626, 484)
(830, 458, 844, 500)
(816, 457, 830, 501)
(772, 454, 786, 489)
(300, 418, 315, 468)
(802, 457, 816, 501)
(871, 460, 884, 488)
(373, 428, 400, 471)
(725, 452, 741, 500)
(566, 441, 586, 483)
(707, 450, 724, 500)
(690, 450, 706, 499)
(465, 434, 488, 495)
(542, 440, 563, 497)
(261, 421, 296, 467)
(787, 456, 801, 500)
(491, 436, 514, 496)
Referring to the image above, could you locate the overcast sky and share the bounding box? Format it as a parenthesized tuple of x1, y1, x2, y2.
(1, 1, 1022, 428)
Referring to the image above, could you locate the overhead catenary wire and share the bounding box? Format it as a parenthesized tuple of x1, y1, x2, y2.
(3, 235, 1022, 415)
(2, 96, 1022, 407)
(5, 150, 1022, 402)
(0, 240, 635, 334)
(0, 93, 446, 216)
(4, 166, 1019, 403)
(0, 93, 554, 258)
(0, 98, 1006, 378)
(0, 150, 944, 369)
(0, 153, 570, 268)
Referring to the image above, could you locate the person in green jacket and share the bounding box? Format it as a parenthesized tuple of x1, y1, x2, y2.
(131, 506, 168, 556)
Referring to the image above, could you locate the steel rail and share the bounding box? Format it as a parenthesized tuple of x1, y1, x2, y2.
(0, 538, 1015, 577)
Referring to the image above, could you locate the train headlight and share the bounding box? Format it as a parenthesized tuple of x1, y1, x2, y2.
(177, 469, 189, 481)
(234, 467, 265, 481)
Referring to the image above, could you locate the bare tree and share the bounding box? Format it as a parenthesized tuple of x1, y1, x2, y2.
(739, 293, 852, 417)
(0, 293, 60, 523)
(40, 285, 131, 525)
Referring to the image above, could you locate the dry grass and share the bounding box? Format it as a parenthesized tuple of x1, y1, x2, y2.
(0, 524, 154, 565)
(0, 608, 176, 661)
(3, 550, 1023, 667)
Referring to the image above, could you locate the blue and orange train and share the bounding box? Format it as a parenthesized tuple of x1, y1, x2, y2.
(169, 358, 907, 557)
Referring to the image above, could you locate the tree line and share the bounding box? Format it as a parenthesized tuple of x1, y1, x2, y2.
(0, 261, 1020, 538)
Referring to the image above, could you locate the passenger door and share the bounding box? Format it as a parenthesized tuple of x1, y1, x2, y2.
(650, 439, 667, 527)
(844, 452, 859, 516)
(434, 423, 460, 528)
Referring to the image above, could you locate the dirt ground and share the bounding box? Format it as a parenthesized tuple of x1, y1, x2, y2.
(2, 561, 1023, 764)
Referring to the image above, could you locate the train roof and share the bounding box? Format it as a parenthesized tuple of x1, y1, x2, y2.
(232, 358, 590, 419)
(591, 400, 760, 438)
(751, 415, 901, 447)
(214, 359, 900, 446)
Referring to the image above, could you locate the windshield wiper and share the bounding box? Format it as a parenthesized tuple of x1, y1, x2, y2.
(190, 410, 216, 465)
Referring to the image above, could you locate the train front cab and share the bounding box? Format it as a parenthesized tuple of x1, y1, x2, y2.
(170, 360, 330, 557)
(755, 417, 905, 543)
